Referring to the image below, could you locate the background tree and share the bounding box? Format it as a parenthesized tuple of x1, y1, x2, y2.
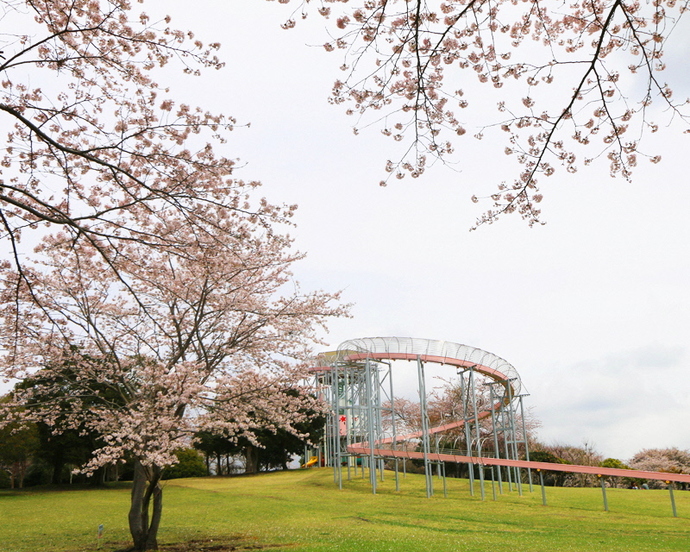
(532, 440, 604, 487)
(162, 449, 207, 480)
(529, 450, 571, 487)
(382, 397, 424, 437)
(249, 404, 326, 473)
(276, 0, 689, 226)
(383, 377, 539, 455)
(427, 377, 497, 453)
(628, 447, 690, 489)
(196, 389, 325, 475)
(0, 405, 40, 489)
(194, 431, 239, 476)
(30, 424, 97, 485)
(382, 376, 538, 479)
(14, 357, 128, 485)
(629, 447, 690, 473)
(599, 458, 632, 488)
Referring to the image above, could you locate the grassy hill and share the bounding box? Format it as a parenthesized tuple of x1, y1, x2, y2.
(1, 468, 688, 551)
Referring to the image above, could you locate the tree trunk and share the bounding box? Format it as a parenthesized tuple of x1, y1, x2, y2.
(244, 445, 258, 474)
(127, 460, 163, 551)
(13, 461, 27, 488)
(51, 454, 65, 484)
(90, 466, 106, 487)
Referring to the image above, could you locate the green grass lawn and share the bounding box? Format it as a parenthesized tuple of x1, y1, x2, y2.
(1, 468, 688, 552)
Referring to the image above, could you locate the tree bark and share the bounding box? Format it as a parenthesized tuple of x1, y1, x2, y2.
(50, 454, 65, 484)
(244, 445, 258, 474)
(127, 460, 163, 551)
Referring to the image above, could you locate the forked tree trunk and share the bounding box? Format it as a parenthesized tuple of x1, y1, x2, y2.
(126, 460, 163, 551)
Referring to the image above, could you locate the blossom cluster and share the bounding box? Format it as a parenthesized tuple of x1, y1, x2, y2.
(274, 0, 688, 226)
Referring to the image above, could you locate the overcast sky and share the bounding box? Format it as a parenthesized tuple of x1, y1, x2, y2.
(149, 1, 690, 462)
(4, 1, 681, 462)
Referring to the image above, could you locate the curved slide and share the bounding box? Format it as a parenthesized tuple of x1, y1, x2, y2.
(346, 445, 690, 484)
(322, 337, 690, 485)
(302, 456, 319, 468)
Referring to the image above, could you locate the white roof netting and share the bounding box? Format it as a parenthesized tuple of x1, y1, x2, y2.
(337, 336, 524, 396)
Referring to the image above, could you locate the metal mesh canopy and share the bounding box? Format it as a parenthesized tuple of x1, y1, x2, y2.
(337, 336, 524, 396)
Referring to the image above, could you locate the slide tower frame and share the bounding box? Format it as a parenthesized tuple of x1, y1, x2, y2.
(311, 337, 532, 497)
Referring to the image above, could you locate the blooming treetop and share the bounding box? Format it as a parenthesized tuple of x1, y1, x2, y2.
(272, 0, 689, 227)
(1, 0, 246, 274)
(0, 201, 345, 470)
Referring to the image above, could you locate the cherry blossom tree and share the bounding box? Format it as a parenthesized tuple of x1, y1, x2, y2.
(382, 397, 423, 434)
(0, 0, 241, 296)
(627, 447, 690, 489)
(0, 205, 345, 550)
(382, 377, 539, 453)
(536, 440, 603, 486)
(629, 447, 690, 481)
(0, 1, 346, 550)
(275, 0, 689, 227)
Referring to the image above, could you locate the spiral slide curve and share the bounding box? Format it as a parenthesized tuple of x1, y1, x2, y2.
(315, 337, 690, 486)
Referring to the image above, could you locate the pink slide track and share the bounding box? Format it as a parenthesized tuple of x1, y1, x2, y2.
(315, 337, 690, 486)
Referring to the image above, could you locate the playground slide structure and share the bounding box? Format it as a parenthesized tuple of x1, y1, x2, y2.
(311, 337, 690, 500)
(302, 456, 319, 468)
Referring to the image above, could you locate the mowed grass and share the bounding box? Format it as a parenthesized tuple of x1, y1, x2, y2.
(1, 468, 689, 552)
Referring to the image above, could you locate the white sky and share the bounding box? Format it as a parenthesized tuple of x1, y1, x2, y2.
(147, 1, 690, 462)
(4, 2, 685, 463)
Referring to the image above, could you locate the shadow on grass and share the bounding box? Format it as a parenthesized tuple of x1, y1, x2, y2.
(118, 536, 294, 552)
(0, 481, 132, 496)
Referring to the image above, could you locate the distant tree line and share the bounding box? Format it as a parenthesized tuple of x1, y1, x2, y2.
(381, 378, 690, 490)
(527, 442, 690, 489)
(0, 414, 323, 489)
(2, 367, 686, 490)
(0, 372, 325, 489)
(194, 406, 325, 476)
